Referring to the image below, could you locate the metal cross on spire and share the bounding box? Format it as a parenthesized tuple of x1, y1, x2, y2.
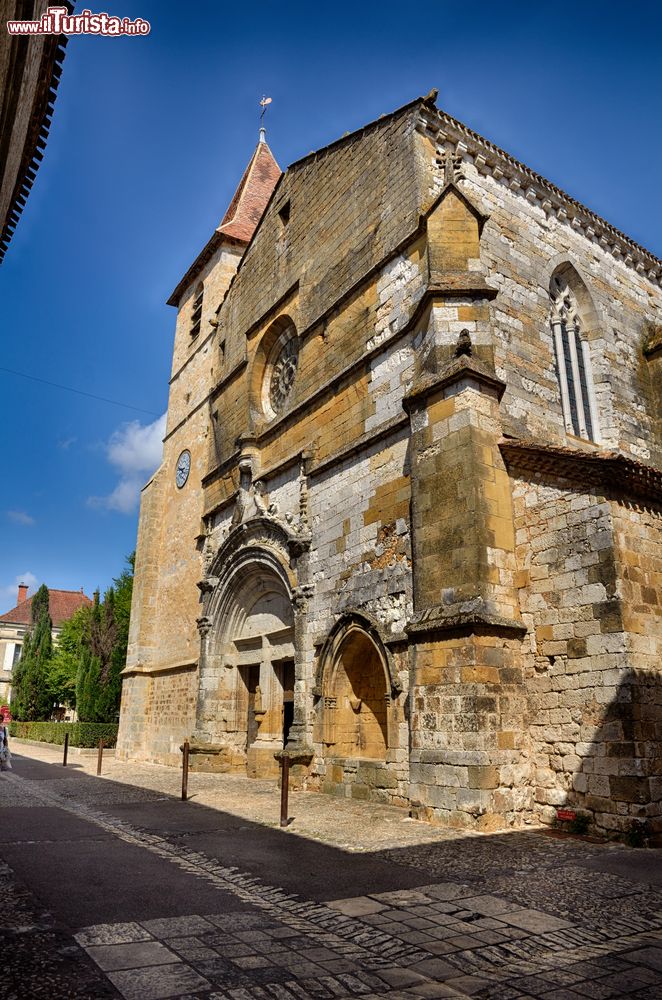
(259, 95, 272, 142)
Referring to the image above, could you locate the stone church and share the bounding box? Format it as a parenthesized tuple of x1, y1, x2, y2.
(117, 93, 662, 840)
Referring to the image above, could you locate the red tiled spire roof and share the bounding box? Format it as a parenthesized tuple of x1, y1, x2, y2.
(166, 131, 282, 307)
(0, 588, 92, 627)
(217, 134, 282, 243)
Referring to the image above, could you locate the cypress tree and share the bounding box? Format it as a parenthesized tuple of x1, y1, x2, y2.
(12, 585, 54, 720)
(72, 555, 134, 723)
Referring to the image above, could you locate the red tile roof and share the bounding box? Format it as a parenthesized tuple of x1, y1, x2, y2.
(166, 135, 282, 308)
(218, 137, 281, 243)
(0, 589, 92, 627)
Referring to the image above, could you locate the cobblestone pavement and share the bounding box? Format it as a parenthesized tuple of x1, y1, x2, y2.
(1, 742, 662, 1000)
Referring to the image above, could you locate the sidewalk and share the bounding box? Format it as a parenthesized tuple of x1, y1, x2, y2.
(8, 738, 463, 852)
(2, 740, 662, 1000)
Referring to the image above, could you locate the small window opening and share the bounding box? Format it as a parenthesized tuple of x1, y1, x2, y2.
(278, 201, 290, 227)
(190, 282, 203, 338)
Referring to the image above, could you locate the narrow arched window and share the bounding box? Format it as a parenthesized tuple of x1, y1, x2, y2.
(550, 274, 599, 442)
(190, 282, 203, 338)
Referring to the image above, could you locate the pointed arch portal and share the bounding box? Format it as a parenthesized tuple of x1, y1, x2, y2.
(198, 530, 297, 776)
(317, 614, 399, 766)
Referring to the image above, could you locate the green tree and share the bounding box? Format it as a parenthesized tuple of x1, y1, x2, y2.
(47, 605, 90, 709)
(12, 585, 54, 720)
(76, 644, 102, 722)
(74, 554, 134, 722)
(100, 552, 134, 721)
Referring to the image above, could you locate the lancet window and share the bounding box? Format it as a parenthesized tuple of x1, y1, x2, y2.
(549, 274, 598, 442)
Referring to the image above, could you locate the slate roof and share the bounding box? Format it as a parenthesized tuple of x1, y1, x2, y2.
(0, 589, 92, 627)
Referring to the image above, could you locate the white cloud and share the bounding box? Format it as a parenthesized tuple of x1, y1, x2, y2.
(57, 436, 77, 450)
(6, 510, 35, 526)
(88, 413, 166, 514)
(0, 571, 38, 605)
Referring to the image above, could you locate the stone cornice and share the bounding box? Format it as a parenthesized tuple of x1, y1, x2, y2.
(404, 352, 506, 410)
(406, 602, 527, 640)
(500, 438, 662, 506)
(417, 107, 662, 289)
(121, 657, 198, 677)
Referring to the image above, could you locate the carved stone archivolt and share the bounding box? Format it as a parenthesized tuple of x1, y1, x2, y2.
(198, 457, 312, 598)
(314, 610, 402, 698)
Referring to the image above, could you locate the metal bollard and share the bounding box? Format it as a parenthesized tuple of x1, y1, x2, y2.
(280, 755, 290, 827)
(181, 740, 190, 801)
(96, 739, 104, 776)
(63, 733, 69, 767)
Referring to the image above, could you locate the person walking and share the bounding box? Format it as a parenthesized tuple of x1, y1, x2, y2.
(0, 706, 12, 771)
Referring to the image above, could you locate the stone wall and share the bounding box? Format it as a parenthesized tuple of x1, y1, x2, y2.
(118, 667, 197, 766)
(448, 153, 662, 465)
(512, 467, 662, 838)
(218, 103, 422, 359)
(120, 96, 661, 836)
(117, 240, 242, 761)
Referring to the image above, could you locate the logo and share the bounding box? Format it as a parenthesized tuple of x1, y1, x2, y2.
(7, 6, 151, 36)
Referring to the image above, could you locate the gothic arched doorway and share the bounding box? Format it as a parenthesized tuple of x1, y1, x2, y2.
(197, 538, 297, 778)
(330, 630, 388, 759)
(317, 614, 400, 782)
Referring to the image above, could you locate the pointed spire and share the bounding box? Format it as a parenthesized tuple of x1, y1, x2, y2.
(218, 132, 281, 244)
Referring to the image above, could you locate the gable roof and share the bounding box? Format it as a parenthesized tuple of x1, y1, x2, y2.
(0, 588, 92, 627)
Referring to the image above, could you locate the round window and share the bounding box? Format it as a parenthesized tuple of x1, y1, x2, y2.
(262, 331, 299, 419)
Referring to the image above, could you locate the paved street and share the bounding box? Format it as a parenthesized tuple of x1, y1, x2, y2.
(1, 742, 662, 1000)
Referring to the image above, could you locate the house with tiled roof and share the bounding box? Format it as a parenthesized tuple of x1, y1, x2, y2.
(0, 583, 92, 704)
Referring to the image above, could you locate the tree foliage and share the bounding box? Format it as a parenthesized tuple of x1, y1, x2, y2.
(12, 555, 134, 723)
(75, 554, 134, 722)
(12, 585, 54, 721)
(47, 606, 90, 708)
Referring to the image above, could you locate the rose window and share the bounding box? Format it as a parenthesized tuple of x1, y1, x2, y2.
(267, 337, 298, 416)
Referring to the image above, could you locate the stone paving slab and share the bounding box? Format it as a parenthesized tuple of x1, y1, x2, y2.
(86, 940, 180, 971)
(4, 744, 662, 999)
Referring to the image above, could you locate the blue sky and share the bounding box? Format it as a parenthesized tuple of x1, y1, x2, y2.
(1, 0, 661, 608)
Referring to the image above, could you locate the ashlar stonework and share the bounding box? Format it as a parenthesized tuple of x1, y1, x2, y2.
(117, 94, 662, 840)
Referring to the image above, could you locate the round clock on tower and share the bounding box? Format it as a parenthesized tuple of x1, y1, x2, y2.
(175, 450, 190, 488)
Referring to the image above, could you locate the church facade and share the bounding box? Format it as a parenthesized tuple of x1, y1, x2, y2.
(117, 94, 662, 840)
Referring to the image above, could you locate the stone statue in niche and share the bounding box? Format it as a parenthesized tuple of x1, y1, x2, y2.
(229, 458, 307, 537)
(231, 464, 267, 526)
(253, 685, 265, 723)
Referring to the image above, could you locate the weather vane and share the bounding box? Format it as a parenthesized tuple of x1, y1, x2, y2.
(259, 95, 272, 139)
(260, 94, 271, 142)
(260, 95, 272, 118)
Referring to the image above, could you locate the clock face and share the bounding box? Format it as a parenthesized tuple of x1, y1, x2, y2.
(175, 450, 191, 488)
